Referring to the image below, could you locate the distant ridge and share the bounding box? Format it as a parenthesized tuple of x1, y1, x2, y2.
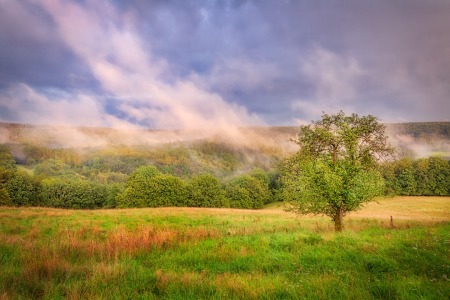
(384, 122, 450, 140)
(0, 122, 449, 154)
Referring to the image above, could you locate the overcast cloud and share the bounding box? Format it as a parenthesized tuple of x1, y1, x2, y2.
(0, 0, 449, 129)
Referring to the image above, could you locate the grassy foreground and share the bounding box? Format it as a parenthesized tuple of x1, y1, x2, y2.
(0, 197, 449, 299)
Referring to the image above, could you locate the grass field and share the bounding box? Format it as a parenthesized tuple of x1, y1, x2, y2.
(1, 197, 449, 299)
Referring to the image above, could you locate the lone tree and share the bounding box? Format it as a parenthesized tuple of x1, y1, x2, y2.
(282, 111, 393, 231)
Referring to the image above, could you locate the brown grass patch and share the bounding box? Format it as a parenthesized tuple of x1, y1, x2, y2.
(0, 207, 73, 218)
(0, 292, 9, 300)
(104, 225, 219, 258)
(214, 273, 263, 299)
(19, 246, 72, 293)
(154, 269, 206, 291)
(349, 196, 450, 221)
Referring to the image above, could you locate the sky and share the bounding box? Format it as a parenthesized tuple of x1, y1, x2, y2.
(0, 0, 449, 130)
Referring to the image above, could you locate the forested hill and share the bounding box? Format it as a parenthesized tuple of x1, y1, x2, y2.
(385, 122, 450, 140)
(0, 121, 449, 209)
(1, 121, 449, 146)
(0, 122, 449, 160)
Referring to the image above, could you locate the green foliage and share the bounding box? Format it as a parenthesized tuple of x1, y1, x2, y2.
(127, 165, 160, 183)
(0, 167, 14, 206)
(2, 121, 449, 212)
(145, 174, 187, 207)
(5, 170, 41, 206)
(283, 112, 392, 231)
(83, 150, 149, 175)
(386, 122, 450, 140)
(117, 165, 164, 207)
(186, 174, 227, 207)
(294, 111, 393, 165)
(21, 144, 82, 166)
(104, 183, 124, 208)
(34, 159, 80, 179)
(249, 168, 271, 187)
(381, 157, 450, 196)
(94, 172, 128, 184)
(225, 174, 270, 209)
(0, 186, 12, 206)
(0, 166, 41, 206)
(0, 146, 16, 170)
(396, 159, 417, 195)
(117, 172, 187, 208)
(283, 158, 384, 217)
(426, 157, 450, 196)
(249, 168, 275, 204)
(40, 178, 107, 209)
(192, 141, 243, 173)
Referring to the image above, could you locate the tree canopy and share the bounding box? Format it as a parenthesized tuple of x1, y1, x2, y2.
(282, 111, 393, 231)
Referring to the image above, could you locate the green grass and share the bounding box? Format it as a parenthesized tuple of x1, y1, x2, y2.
(0, 197, 449, 299)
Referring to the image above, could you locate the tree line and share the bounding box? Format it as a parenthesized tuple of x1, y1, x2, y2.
(0, 145, 448, 210)
(380, 157, 449, 196)
(0, 146, 278, 209)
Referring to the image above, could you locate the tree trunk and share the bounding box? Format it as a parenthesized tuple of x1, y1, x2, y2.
(334, 208, 344, 232)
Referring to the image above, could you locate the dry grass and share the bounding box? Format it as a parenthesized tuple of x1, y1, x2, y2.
(264, 196, 450, 222)
(104, 225, 219, 259)
(349, 196, 450, 221)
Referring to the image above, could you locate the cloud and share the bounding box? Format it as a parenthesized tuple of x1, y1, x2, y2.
(195, 57, 281, 93)
(1, 0, 263, 135)
(0, 83, 132, 128)
(291, 46, 365, 121)
(1, 0, 450, 127)
(0, 0, 92, 88)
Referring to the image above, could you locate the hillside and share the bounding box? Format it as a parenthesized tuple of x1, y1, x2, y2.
(0, 121, 449, 209)
(385, 122, 450, 140)
(1, 121, 449, 147)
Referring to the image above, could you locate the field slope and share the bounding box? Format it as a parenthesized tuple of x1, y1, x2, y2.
(1, 197, 449, 299)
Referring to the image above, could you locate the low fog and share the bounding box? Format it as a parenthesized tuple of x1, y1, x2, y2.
(1, 122, 448, 161)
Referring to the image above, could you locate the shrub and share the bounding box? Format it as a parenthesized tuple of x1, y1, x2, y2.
(0, 167, 41, 206)
(186, 174, 226, 207)
(249, 169, 275, 204)
(225, 174, 269, 209)
(0, 146, 16, 170)
(117, 173, 187, 208)
(40, 178, 107, 209)
(5, 170, 41, 206)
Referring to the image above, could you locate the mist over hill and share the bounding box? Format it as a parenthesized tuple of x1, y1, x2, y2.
(384, 122, 450, 159)
(1, 121, 449, 210)
(0, 122, 449, 159)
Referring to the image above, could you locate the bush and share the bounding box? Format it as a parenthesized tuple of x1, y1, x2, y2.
(225, 174, 270, 209)
(249, 169, 275, 204)
(0, 187, 12, 206)
(0, 167, 41, 206)
(117, 173, 187, 208)
(41, 178, 107, 209)
(186, 174, 227, 207)
(104, 183, 124, 208)
(5, 170, 41, 206)
(0, 146, 16, 170)
(127, 165, 160, 182)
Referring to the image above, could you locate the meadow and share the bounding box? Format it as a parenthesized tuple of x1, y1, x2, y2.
(0, 197, 449, 299)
